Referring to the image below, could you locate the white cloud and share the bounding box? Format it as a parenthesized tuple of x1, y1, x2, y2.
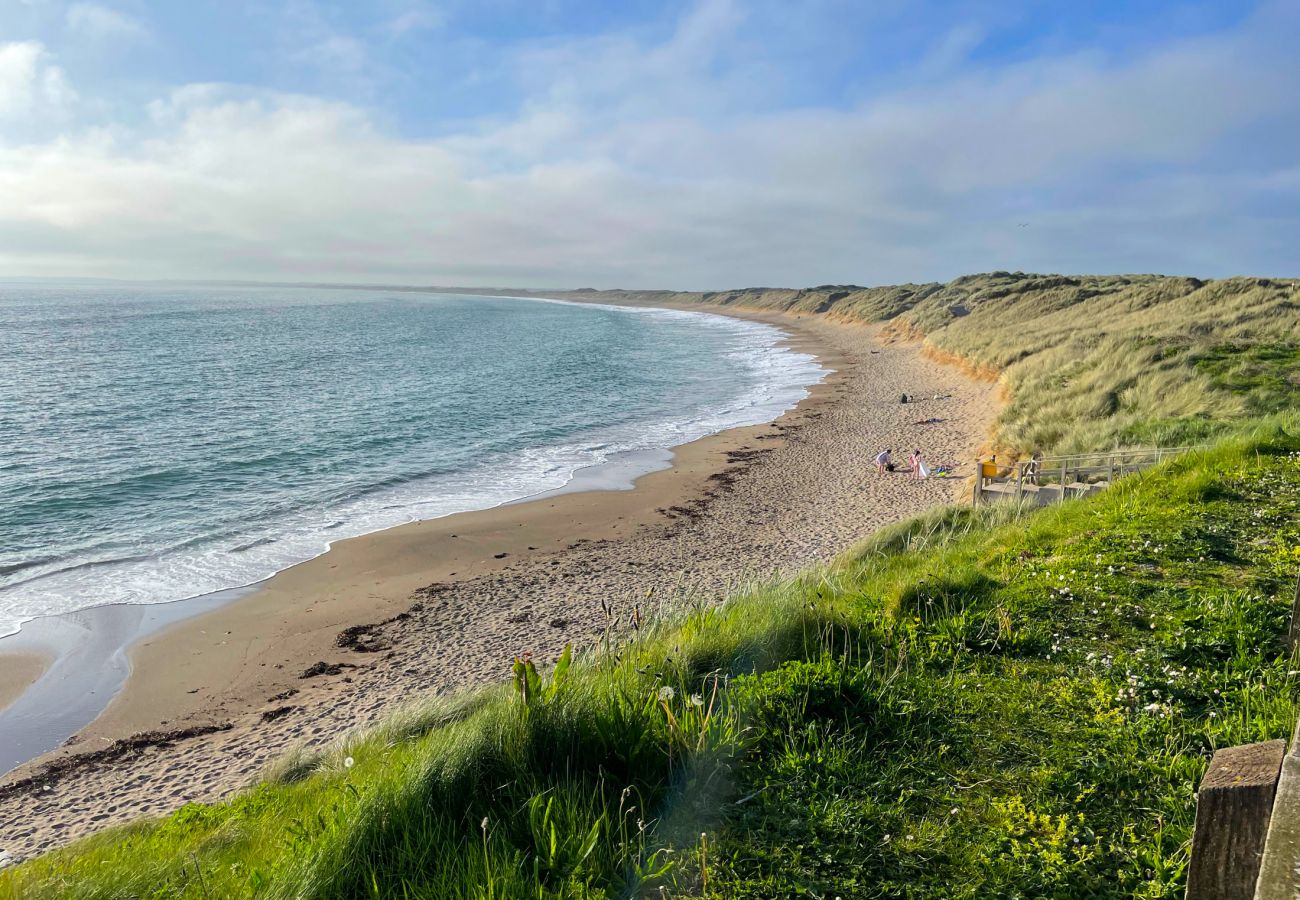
(65, 3, 148, 42)
(380, 3, 444, 38)
(293, 34, 369, 73)
(0, 2, 1296, 286)
(0, 41, 75, 118)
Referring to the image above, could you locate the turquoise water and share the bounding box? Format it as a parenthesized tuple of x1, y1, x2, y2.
(0, 285, 821, 636)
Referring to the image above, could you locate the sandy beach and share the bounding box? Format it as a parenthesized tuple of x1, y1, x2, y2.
(0, 306, 998, 860)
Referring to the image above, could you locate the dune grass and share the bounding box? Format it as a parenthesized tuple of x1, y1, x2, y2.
(603, 273, 1300, 457)
(4, 420, 1298, 898)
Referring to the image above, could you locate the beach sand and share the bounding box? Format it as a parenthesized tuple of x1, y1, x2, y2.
(0, 655, 48, 715)
(0, 308, 998, 860)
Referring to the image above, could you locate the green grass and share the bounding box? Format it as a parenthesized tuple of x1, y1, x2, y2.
(1193, 342, 1300, 416)
(5, 423, 1298, 898)
(693, 427, 1300, 898)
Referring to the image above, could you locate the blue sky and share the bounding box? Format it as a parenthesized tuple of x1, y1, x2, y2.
(0, 0, 1295, 287)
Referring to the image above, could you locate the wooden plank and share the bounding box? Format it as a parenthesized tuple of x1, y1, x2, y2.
(1186, 740, 1284, 900)
(1255, 719, 1300, 899)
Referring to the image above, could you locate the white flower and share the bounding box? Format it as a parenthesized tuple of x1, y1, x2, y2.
(343, 756, 355, 769)
(688, 693, 704, 707)
(658, 686, 675, 701)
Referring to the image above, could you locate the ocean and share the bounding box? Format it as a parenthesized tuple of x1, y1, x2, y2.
(0, 284, 823, 637)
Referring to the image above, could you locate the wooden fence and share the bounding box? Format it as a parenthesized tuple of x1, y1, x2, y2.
(972, 446, 1201, 507)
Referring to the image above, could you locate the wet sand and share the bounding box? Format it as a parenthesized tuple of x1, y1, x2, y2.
(0, 307, 998, 861)
(0, 655, 47, 715)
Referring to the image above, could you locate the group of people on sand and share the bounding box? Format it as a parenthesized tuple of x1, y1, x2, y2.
(874, 448, 930, 480)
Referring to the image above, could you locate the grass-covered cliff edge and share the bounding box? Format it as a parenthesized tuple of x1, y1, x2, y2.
(520, 272, 1300, 456)
(3, 273, 1299, 899)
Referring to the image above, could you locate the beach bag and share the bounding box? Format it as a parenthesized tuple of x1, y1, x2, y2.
(886, 462, 896, 472)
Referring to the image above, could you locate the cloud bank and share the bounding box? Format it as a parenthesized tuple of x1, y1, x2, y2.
(0, 1, 1296, 288)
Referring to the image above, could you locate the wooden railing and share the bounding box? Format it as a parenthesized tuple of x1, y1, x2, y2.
(972, 446, 1202, 506)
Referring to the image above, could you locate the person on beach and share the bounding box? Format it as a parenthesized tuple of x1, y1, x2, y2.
(1023, 452, 1041, 485)
(910, 449, 930, 480)
(875, 449, 892, 474)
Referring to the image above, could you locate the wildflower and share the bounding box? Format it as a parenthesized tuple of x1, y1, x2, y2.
(658, 686, 675, 701)
(949, 807, 959, 815)
(343, 756, 355, 769)
(689, 693, 705, 707)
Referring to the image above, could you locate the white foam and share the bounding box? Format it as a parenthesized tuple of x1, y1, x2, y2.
(0, 302, 824, 638)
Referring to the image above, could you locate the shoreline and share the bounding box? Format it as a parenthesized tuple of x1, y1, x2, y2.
(0, 305, 998, 860)
(0, 302, 823, 774)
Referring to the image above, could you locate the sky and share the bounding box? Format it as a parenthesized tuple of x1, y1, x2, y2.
(0, 0, 1296, 289)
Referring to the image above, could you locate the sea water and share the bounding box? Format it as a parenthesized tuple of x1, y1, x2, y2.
(0, 284, 823, 637)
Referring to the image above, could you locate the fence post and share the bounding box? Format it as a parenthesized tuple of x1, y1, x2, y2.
(1186, 740, 1285, 900)
(972, 458, 982, 506)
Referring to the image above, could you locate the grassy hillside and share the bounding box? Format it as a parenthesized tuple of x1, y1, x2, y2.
(3, 273, 1299, 898)
(3, 423, 1297, 898)
(557, 273, 1300, 456)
